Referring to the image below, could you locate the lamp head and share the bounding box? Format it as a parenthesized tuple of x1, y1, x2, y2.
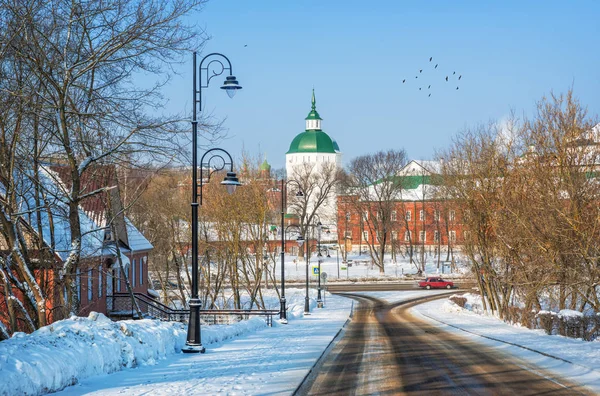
(221, 75, 242, 98)
(221, 171, 242, 194)
(295, 190, 304, 197)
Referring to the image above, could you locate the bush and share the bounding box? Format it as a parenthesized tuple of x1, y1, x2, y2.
(536, 311, 556, 335)
(449, 295, 467, 308)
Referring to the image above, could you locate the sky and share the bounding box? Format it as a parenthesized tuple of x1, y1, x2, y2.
(161, 0, 600, 171)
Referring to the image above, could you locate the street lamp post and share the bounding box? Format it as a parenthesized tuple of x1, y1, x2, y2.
(184, 52, 242, 354)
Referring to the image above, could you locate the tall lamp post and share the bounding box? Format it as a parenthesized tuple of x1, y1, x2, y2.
(279, 179, 303, 324)
(184, 52, 242, 354)
(316, 221, 324, 308)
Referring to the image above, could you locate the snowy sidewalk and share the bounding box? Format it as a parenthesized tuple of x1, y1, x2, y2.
(53, 294, 352, 396)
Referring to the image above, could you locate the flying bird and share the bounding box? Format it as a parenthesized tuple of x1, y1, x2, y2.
(415, 76, 418, 78)
(435, 64, 438, 68)
(428, 93, 431, 97)
(428, 85, 431, 89)
(456, 86, 459, 90)
(419, 87, 422, 90)
(458, 75, 462, 80)
(453, 71, 456, 75)
(429, 57, 432, 61)
(244, 44, 248, 47)
(419, 69, 423, 73)
(403, 79, 406, 83)
(445, 76, 448, 81)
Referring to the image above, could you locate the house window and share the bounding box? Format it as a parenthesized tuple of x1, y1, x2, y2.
(404, 231, 411, 242)
(345, 212, 351, 222)
(434, 230, 440, 242)
(419, 230, 426, 242)
(449, 230, 457, 243)
(345, 231, 352, 239)
(391, 231, 398, 240)
(76, 268, 81, 300)
(376, 211, 381, 220)
(405, 211, 411, 221)
(126, 266, 129, 287)
(98, 270, 102, 298)
(88, 269, 93, 301)
(132, 259, 136, 288)
(139, 257, 144, 286)
(449, 210, 456, 222)
(391, 211, 397, 221)
(117, 270, 121, 292)
(434, 210, 440, 221)
(363, 231, 368, 241)
(419, 210, 425, 221)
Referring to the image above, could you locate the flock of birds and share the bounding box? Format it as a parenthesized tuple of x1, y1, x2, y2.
(402, 57, 463, 97)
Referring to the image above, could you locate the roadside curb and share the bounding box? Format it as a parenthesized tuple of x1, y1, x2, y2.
(292, 313, 352, 395)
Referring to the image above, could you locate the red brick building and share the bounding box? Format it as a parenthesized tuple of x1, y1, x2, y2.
(336, 160, 465, 255)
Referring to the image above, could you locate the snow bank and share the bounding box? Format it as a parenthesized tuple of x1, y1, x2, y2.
(0, 312, 187, 395)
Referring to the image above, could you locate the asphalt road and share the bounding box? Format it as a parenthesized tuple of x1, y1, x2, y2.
(296, 293, 593, 396)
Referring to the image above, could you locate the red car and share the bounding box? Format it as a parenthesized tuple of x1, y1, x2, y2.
(418, 277, 454, 289)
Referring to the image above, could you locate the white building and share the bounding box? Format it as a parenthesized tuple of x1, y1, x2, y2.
(285, 90, 342, 227)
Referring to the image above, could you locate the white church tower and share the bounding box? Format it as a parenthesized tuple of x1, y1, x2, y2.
(286, 90, 341, 226)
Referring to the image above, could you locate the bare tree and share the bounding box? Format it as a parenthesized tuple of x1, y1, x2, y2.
(342, 150, 408, 272)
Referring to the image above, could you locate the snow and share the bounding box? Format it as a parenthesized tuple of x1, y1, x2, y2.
(411, 293, 600, 394)
(2, 288, 599, 395)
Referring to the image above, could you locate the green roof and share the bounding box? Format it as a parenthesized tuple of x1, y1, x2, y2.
(259, 158, 271, 171)
(287, 130, 336, 154)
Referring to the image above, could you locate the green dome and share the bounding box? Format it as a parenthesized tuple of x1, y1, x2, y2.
(287, 130, 336, 154)
(259, 158, 271, 171)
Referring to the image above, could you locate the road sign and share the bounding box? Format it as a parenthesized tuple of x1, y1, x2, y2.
(321, 272, 327, 280)
(312, 266, 319, 275)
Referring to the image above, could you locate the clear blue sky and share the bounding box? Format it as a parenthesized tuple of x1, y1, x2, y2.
(163, 0, 600, 170)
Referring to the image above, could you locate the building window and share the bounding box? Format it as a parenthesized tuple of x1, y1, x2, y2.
(363, 211, 368, 221)
(363, 231, 368, 241)
(391, 211, 397, 221)
(139, 257, 144, 286)
(132, 259, 136, 288)
(449, 230, 456, 243)
(434, 230, 440, 242)
(449, 210, 456, 222)
(345, 212, 351, 222)
(404, 231, 411, 242)
(98, 270, 102, 298)
(434, 210, 440, 221)
(464, 230, 470, 240)
(117, 269, 121, 292)
(391, 231, 398, 240)
(88, 269, 93, 301)
(419, 230, 426, 242)
(345, 231, 352, 239)
(405, 211, 411, 221)
(419, 210, 425, 221)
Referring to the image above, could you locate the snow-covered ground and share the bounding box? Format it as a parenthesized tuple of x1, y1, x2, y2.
(262, 250, 466, 284)
(411, 293, 600, 394)
(2, 288, 599, 395)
